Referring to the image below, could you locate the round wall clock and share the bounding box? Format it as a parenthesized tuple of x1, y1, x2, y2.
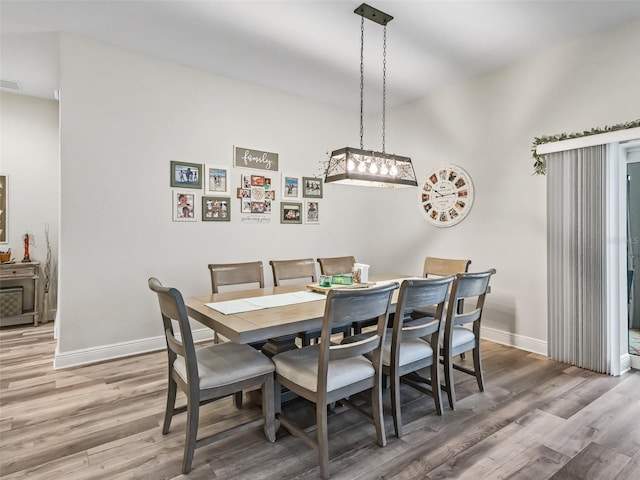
(419, 164, 474, 227)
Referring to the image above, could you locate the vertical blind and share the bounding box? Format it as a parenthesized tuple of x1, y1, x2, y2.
(547, 145, 609, 373)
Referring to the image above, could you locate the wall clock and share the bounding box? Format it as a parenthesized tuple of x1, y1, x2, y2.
(419, 164, 474, 227)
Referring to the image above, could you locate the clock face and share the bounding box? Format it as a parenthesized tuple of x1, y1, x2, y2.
(419, 164, 474, 227)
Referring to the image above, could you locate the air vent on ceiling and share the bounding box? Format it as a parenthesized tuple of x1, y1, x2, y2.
(1, 79, 22, 90)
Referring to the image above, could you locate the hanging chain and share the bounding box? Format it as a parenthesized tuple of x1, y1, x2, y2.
(382, 24, 387, 154)
(359, 15, 365, 150)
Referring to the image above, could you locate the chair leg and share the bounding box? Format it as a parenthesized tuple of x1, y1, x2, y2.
(301, 335, 311, 347)
(372, 377, 387, 447)
(162, 377, 177, 434)
(430, 360, 443, 416)
(233, 391, 244, 408)
(182, 394, 199, 474)
(443, 350, 456, 410)
(274, 379, 282, 414)
(262, 375, 277, 442)
(472, 347, 484, 392)
(352, 322, 362, 335)
(390, 368, 403, 438)
(317, 403, 330, 480)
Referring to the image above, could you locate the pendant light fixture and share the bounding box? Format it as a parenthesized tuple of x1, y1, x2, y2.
(324, 3, 417, 188)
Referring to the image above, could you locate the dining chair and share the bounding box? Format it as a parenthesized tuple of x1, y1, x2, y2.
(147, 277, 276, 474)
(208, 261, 264, 344)
(441, 269, 496, 410)
(272, 282, 398, 479)
(208, 261, 267, 406)
(270, 258, 351, 346)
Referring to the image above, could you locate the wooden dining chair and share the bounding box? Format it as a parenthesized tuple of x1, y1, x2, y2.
(270, 258, 351, 346)
(208, 261, 267, 406)
(441, 269, 496, 410)
(147, 277, 276, 474)
(272, 282, 398, 479)
(317, 256, 356, 276)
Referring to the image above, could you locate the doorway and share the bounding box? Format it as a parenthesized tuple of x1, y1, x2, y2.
(627, 151, 640, 357)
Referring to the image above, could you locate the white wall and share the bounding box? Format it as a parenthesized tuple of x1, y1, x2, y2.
(55, 18, 640, 365)
(376, 19, 640, 349)
(0, 92, 59, 321)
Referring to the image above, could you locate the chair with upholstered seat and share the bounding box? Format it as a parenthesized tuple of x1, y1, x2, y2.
(270, 258, 351, 346)
(272, 282, 397, 479)
(383, 276, 454, 437)
(147, 277, 276, 474)
(441, 269, 496, 410)
(423, 257, 471, 278)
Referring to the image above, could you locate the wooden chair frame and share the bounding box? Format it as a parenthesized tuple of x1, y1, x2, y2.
(148, 277, 276, 473)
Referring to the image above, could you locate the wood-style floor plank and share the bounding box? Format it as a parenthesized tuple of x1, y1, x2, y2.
(1, 323, 639, 479)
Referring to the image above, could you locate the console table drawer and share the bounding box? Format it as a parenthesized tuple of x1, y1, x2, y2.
(0, 264, 37, 279)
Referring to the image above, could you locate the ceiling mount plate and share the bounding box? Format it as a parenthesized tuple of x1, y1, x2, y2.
(354, 3, 393, 25)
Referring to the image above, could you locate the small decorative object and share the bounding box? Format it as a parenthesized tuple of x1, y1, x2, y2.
(352, 263, 369, 283)
(234, 146, 279, 172)
(282, 174, 300, 199)
(281, 202, 302, 224)
(172, 190, 196, 222)
(170, 161, 203, 189)
(331, 274, 353, 285)
(202, 196, 230, 222)
(204, 165, 230, 195)
(419, 165, 474, 227)
(22, 232, 32, 262)
(319, 275, 332, 287)
(302, 177, 323, 198)
(304, 201, 319, 224)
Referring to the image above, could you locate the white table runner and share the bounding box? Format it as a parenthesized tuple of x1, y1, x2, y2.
(206, 291, 326, 315)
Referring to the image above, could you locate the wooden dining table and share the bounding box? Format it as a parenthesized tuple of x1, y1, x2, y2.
(185, 275, 408, 355)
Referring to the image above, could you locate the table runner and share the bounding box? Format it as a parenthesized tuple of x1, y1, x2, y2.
(206, 291, 326, 315)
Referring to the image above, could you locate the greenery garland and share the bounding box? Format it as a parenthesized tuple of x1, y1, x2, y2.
(531, 119, 640, 175)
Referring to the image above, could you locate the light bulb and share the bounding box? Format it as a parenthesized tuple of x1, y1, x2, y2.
(358, 161, 366, 173)
(369, 162, 378, 174)
(347, 158, 355, 171)
(389, 162, 398, 176)
(380, 163, 388, 175)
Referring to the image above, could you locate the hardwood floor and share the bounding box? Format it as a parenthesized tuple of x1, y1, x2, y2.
(1, 323, 639, 479)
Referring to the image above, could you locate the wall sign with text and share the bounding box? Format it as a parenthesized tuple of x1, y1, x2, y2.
(234, 146, 279, 172)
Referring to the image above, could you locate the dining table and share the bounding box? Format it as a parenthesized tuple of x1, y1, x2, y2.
(185, 275, 409, 356)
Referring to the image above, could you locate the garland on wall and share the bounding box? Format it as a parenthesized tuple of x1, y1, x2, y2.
(531, 119, 640, 175)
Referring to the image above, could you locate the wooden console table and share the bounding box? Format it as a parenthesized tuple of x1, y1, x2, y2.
(0, 262, 40, 327)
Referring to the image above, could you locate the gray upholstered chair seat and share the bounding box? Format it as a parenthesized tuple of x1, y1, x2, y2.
(273, 344, 374, 393)
(174, 342, 275, 389)
(379, 335, 433, 367)
(448, 326, 475, 350)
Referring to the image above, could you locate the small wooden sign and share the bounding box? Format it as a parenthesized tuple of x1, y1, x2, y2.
(234, 146, 279, 172)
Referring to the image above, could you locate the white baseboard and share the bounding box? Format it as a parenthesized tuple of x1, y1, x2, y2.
(481, 326, 547, 356)
(53, 327, 215, 369)
(620, 353, 632, 374)
(630, 354, 640, 371)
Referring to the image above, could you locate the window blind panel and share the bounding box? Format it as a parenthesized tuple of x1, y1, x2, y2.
(547, 145, 609, 373)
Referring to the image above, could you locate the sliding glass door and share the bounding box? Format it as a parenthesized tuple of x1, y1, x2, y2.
(628, 154, 640, 358)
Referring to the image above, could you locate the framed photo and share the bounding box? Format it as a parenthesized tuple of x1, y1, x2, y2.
(241, 198, 252, 213)
(304, 200, 319, 224)
(202, 196, 230, 222)
(204, 165, 229, 195)
(251, 175, 265, 187)
(282, 174, 300, 199)
(241, 174, 252, 189)
(237, 188, 251, 199)
(0, 175, 7, 243)
(281, 202, 302, 224)
(170, 161, 202, 189)
(251, 201, 265, 214)
(172, 190, 196, 222)
(302, 177, 323, 198)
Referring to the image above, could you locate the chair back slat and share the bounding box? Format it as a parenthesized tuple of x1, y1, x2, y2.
(423, 257, 471, 277)
(270, 258, 317, 285)
(208, 261, 264, 293)
(444, 269, 496, 338)
(317, 256, 356, 275)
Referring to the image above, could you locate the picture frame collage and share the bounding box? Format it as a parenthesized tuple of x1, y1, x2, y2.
(169, 150, 323, 225)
